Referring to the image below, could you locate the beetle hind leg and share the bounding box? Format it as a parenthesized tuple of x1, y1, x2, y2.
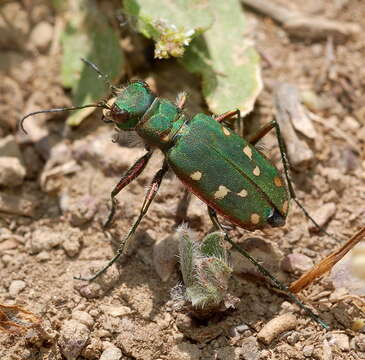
(245, 119, 338, 241)
(206, 206, 329, 329)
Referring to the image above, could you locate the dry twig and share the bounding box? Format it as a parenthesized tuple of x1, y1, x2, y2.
(290, 227, 365, 293)
(241, 0, 360, 42)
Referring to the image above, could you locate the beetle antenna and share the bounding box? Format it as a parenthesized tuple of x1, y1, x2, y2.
(19, 103, 109, 134)
(81, 58, 118, 92)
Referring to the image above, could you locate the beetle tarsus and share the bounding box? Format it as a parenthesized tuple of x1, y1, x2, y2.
(207, 205, 329, 330)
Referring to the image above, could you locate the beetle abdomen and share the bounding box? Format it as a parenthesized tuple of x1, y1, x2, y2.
(166, 114, 289, 230)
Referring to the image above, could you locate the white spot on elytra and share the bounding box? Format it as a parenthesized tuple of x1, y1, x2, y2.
(190, 171, 202, 181)
(253, 166, 260, 176)
(237, 189, 248, 197)
(243, 146, 253, 160)
(214, 185, 231, 199)
(223, 127, 230, 136)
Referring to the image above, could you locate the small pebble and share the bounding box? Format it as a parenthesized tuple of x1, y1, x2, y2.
(240, 336, 260, 360)
(0, 135, 24, 160)
(329, 333, 350, 352)
(308, 202, 336, 232)
(29, 21, 53, 52)
(343, 116, 360, 131)
(62, 228, 83, 257)
(170, 342, 201, 360)
(36, 250, 51, 262)
(63, 194, 99, 226)
(281, 253, 314, 273)
(354, 334, 365, 351)
(232, 237, 285, 281)
(72, 311, 94, 329)
(76, 262, 120, 299)
(0, 157, 26, 187)
(0, 239, 18, 251)
(302, 345, 314, 357)
(9, 280, 26, 297)
(100, 345, 122, 360)
(322, 339, 332, 360)
(286, 331, 300, 345)
(59, 319, 90, 360)
(187, 196, 206, 224)
(100, 305, 133, 317)
(320, 168, 346, 192)
(229, 323, 250, 337)
(81, 337, 103, 359)
(1, 254, 13, 266)
(89, 309, 99, 318)
(28, 228, 63, 254)
(330, 242, 365, 295)
(0, 192, 36, 217)
(153, 232, 179, 282)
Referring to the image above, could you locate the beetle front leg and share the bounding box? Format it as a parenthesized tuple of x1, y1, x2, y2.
(214, 109, 241, 123)
(103, 150, 153, 229)
(76, 160, 169, 282)
(206, 206, 329, 329)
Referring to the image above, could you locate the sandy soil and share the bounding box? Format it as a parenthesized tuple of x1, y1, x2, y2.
(0, 1, 364, 359)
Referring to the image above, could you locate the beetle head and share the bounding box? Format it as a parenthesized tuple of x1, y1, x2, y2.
(104, 81, 156, 130)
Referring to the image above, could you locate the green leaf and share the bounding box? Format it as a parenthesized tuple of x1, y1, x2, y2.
(61, 0, 125, 126)
(123, 0, 214, 58)
(181, 0, 262, 115)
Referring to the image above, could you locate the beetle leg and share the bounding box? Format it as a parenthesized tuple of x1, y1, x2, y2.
(246, 120, 275, 145)
(76, 160, 169, 282)
(214, 109, 241, 123)
(207, 206, 293, 289)
(207, 207, 281, 280)
(271, 118, 338, 240)
(247, 119, 338, 240)
(103, 150, 154, 229)
(206, 206, 329, 329)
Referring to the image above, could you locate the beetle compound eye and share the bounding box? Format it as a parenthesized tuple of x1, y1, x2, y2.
(267, 208, 285, 228)
(110, 104, 130, 124)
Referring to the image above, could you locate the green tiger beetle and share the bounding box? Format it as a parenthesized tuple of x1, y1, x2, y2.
(20, 59, 333, 329)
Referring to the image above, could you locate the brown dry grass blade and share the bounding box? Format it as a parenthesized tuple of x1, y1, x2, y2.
(290, 227, 365, 293)
(0, 303, 41, 334)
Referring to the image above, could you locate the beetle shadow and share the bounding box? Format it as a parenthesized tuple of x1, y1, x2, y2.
(74, 225, 180, 321)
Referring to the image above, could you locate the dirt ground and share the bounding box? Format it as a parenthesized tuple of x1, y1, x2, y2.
(0, 1, 365, 359)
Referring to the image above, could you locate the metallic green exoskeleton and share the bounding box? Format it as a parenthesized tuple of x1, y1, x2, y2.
(20, 76, 330, 328)
(106, 80, 289, 231)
